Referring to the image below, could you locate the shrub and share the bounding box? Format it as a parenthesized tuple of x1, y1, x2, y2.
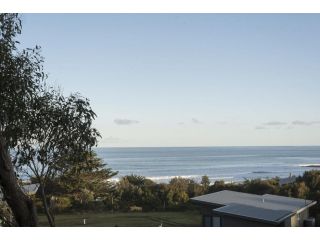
(54, 196, 72, 212)
(129, 205, 143, 212)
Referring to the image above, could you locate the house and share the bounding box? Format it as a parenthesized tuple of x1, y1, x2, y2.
(190, 190, 317, 227)
(0, 184, 39, 199)
(22, 183, 39, 196)
(279, 174, 297, 186)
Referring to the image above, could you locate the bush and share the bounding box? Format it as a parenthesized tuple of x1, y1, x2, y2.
(54, 196, 72, 213)
(129, 205, 143, 212)
(0, 200, 16, 226)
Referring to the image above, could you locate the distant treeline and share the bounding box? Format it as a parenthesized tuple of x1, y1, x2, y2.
(28, 165, 320, 226)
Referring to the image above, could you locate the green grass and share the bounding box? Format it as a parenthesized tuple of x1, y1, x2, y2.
(38, 211, 201, 227)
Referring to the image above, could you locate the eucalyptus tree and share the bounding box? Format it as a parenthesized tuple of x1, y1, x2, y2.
(0, 13, 44, 226)
(1, 13, 101, 227)
(15, 89, 100, 226)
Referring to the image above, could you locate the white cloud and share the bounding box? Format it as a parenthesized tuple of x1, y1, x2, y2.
(292, 120, 320, 126)
(192, 118, 202, 124)
(264, 121, 287, 126)
(114, 118, 139, 125)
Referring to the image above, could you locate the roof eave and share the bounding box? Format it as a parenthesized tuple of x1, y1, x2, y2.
(212, 209, 289, 226)
(189, 198, 224, 208)
(296, 200, 317, 214)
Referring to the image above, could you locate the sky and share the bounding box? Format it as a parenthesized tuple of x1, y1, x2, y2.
(18, 14, 320, 147)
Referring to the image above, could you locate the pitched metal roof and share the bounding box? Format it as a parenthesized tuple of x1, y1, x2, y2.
(279, 176, 297, 186)
(22, 184, 39, 195)
(213, 204, 293, 224)
(191, 190, 317, 224)
(192, 190, 264, 207)
(0, 184, 39, 199)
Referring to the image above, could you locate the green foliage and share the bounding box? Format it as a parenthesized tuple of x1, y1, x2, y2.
(54, 197, 72, 213)
(242, 178, 279, 195)
(300, 170, 320, 191)
(187, 181, 204, 198)
(168, 177, 191, 204)
(1, 13, 103, 227)
(34, 152, 118, 214)
(209, 180, 225, 192)
(123, 175, 147, 187)
(58, 152, 117, 198)
(116, 175, 157, 210)
(201, 175, 210, 192)
(0, 198, 16, 226)
(0, 13, 46, 227)
(74, 189, 95, 205)
(28, 170, 320, 226)
(14, 89, 101, 180)
(0, 13, 46, 148)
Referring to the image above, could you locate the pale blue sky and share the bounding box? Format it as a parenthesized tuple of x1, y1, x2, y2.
(19, 14, 320, 147)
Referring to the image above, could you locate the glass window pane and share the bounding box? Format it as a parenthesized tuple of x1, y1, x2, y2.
(213, 217, 221, 227)
(204, 216, 211, 227)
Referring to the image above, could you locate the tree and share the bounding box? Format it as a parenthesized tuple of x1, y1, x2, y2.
(57, 152, 117, 201)
(293, 182, 309, 199)
(14, 89, 101, 226)
(0, 13, 44, 227)
(0, 194, 16, 226)
(168, 177, 190, 204)
(187, 181, 204, 198)
(124, 174, 147, 187)
(1, 14, 101, 227)
(155, 183, 170, 210)
(242, 178, 278, 195)
(201, 175, 210, 193)
(209, 180, 225, 193)
(116, 175, 160, 210)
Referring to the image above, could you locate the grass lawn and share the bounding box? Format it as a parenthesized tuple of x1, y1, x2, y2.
(38, 211, 201, 227)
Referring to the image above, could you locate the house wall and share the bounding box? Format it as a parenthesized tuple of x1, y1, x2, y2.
(198, 204, 222, 226)
(219, 215, 273, 227)
(280, 217, 291, 227)
(291, 208, 309, 227)
(201, 211, 276, 227)
(199, 207, 275, 227)
(196, 204, 312, 227)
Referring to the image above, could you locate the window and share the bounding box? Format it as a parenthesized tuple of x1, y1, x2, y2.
(203, 215, 212, 227)
(213, 216, 221, 227)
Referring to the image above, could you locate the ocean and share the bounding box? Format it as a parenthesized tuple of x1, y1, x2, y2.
(95, 146, 320, 183)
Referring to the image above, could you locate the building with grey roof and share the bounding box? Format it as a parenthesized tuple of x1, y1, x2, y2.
(190, 190, 317, 227)
(22, 184, 39, 195)
(279, 174, 297, 186)
(0, 184, 39, 199)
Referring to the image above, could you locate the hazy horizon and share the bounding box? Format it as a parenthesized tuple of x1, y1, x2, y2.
(95, 145, 320, 149)
(19, 14, 320, 147)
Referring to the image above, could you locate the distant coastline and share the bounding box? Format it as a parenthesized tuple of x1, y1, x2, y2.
(95, 146, 320, 183)
(96, 145, 320, 149)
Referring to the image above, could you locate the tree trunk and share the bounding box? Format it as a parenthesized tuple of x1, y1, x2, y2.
(0, 137, 38, 226)
(39, 184, 55, 227)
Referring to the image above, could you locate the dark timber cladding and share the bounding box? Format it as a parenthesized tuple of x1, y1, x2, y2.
(190, 190, 317, 226)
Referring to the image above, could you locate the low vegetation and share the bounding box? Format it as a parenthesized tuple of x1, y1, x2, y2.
(2, 147, 320, 227)
(9, 165, 320, 226)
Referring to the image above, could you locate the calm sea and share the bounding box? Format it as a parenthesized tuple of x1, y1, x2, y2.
(95, 146, 320, 183)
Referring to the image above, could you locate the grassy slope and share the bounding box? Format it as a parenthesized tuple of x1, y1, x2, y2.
(38, 211, 201, 227)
